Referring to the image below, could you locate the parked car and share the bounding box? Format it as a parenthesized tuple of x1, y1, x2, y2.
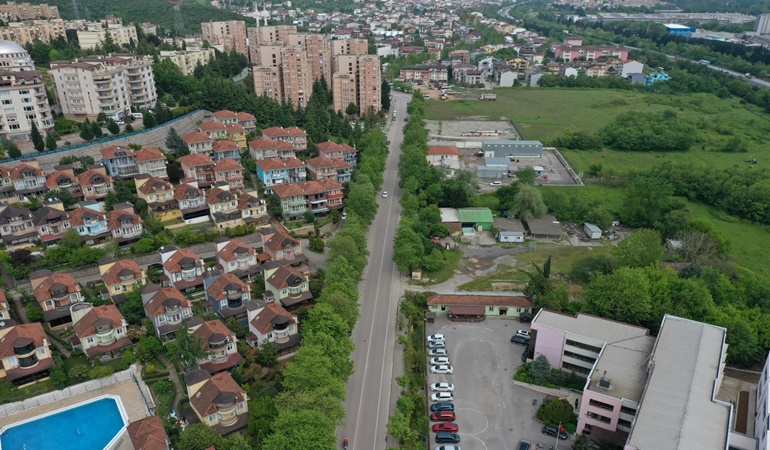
(382, 191, 389, 198)
(427, 334, 445, 342)
(511, 335, 530, 345)
(432, 422, 459, 433)
(428, 340, 446, 349)
(490, 181, 502, 186)
(431, 365, 454, 374)
(428, 349, 448, 357)
(430, 402, 455, 412)
(430, 382, 454, 392)
(431, 392, 454, 402)
(430, 357, 450, 366)
(430, 411, 456, 422)
(341, 212, 347, 220)
(433, 447, 461, 450)
(516, 330, 531, 338)
(435, 432, 461, 444)
(386, 140, 391, 145)
(542, 425, 568, 440)
(518, 440, 531, 450)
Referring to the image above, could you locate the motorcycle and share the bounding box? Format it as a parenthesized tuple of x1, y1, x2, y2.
(343, 437, 349, 449)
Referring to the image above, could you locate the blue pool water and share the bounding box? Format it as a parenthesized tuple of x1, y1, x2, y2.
(0, 397, 126, 450)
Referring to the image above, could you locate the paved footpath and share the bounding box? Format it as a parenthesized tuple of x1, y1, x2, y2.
(156, 352, 185, 412)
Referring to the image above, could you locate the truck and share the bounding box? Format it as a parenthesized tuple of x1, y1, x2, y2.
(480, 93, 497, 101)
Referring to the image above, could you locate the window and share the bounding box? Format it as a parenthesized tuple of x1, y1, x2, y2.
(208, 413, 216, 423)
(6, 355, 16, 365)
(87, 337, 94, 344)
(37, 347, 46, 356)
(589, 399, 614, 411)
(3, 107, 13, 113)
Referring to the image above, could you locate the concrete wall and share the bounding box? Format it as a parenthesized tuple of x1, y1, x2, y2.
(532, 325, 566, 370)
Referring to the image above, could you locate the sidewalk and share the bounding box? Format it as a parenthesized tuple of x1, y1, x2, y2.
(156, 352, 185, 412)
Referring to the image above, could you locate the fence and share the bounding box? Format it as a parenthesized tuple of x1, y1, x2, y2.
(0, 108, 203, 164)
(0, 364, 137, 418)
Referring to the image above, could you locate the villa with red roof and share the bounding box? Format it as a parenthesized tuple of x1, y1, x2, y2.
(134, 148, 168, 179)
(182, 132, 215, 156)
(107, 203, 143, 244)
(141, 284, 193, 342)
(212, 140, 242, 162)
(316, 141, 358, 167)
(31, 269, 83, 328)
(98, 257, 147, 303)
(255, 157, 307, 193)
(198, 121, 227, 140)
(0, 323, 54, 386)
(246, 299, 300, 354)
(77, 166, 113, 201)
(214, 159, 245, 190)
(45, 167, 82, 199)
(248, 138, 295, 161)
(261, 126, 307, 152)
(184, 370, 249, 435)
(71, 303, 131, 360)
(215, 237, 260, 279)
(207, 187, 241, 229)
(160, 246, 205, 291)
(306, 156, 352, 183)
(427, 145, 460, 174)
(180, 154, 216, 188)
(189, 318, 244, 374)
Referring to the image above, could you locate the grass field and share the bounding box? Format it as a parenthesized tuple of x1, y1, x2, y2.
(425, 88, 770, 174)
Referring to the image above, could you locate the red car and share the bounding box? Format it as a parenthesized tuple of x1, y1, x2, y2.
(430, 411, 456, 422)
(432, 422, 459, 432)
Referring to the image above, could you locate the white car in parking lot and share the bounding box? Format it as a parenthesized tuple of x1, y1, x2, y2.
(427, 334, 445, 342)
(431, 392, 454, 402)
(430, 357, 450, 365)
(428, 341, 445, 349)
(431, 365, 454, 374)
(430, 382, 454, 392)
(516, 330, 530, 338)
(428, 349, 447, 357)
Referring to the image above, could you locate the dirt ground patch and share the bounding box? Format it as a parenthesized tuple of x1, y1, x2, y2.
(425, 119, 518, 141)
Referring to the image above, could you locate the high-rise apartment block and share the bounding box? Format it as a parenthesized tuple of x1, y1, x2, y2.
(201, 21, 248, 57)
(0, 2, 59, 20)
(50, 54, 157, 121)
(77, 20, 138, 50)
(160, 47, 217, 76)
(0, 40, 53, 142)
(251, 27, 380, 114)
(0, 19, 66, 47)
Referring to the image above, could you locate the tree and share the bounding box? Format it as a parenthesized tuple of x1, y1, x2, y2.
(3, 139, 20, 158)
(169, 325, 206, 370)
(527, 355, 552, 383)
(584, 268, 653, 325)
(125, 123, 134, 133)
(620, 176, 676, 229)
(143, 112, 157, 128)
(516, 166, 537, 185)
(543, 398, 575, 424)
(179, 423, 224, 450)
(256, 341, 278, 368)
(91, 120, 102, 138)
(135, 336, 163, 363)
(611, 229, 664, 268)
(45, 133, 57, 151)
(106, 119, 120, 135)
(262, 409, 337, 450)
(393, 223, 423, 273)
(79, 121, 94, 141)
(345, 102, 359, 116)
(267, 194, 283, 219)
(510, 184, 547, 220)
(30, 122, 44, 152)
(165, 127, 188, 155)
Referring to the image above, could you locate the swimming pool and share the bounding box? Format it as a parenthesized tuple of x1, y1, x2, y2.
(0, 395, 128, 450)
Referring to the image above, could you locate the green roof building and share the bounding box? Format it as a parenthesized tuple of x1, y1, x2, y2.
(458, 207, 494, 230)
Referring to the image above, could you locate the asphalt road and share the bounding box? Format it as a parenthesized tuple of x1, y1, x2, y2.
(340, 91, 410, 450)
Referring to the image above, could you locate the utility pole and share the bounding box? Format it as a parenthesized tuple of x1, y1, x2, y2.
(554, 422, 562, 450)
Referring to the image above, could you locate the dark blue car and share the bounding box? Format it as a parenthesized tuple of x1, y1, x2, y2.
(430, 402, 455, 412)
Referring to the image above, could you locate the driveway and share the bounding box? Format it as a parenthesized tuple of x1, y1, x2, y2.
(427, 317, 575, 449)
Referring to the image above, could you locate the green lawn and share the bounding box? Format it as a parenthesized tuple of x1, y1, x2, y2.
(412, 249, 464, 285)
(0, 379, 54, 405)
(425, 88, 770, 174)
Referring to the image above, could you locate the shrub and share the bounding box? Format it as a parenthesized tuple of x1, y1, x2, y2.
(146, 364, 156, 374)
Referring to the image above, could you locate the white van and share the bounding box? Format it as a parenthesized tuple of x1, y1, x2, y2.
(131, 113, 143, 120)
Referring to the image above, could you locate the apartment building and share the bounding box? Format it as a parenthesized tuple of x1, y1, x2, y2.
(281, 46, 312, 108)
(331, 38, 369, 61)
(332, 73, 357, 115)
(134, 147, 168, 179)
(0, 19, 67, 47)
(286, 33, 333, 83)
(247, 25, 297, 63)
(77, 21, 138, 50)
(0, 2, 59, 20)
(333, 54, 381, 114)
(50, 54, 157, 121)
(201, 20, 248, 57)
(251, 66, 283, 103)
(0, 65, 53, 142)
(160, 47, 216, 76)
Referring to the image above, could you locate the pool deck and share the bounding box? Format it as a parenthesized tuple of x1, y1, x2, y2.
(0, 378, 151, 450)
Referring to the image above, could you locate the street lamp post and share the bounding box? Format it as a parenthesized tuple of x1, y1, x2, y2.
(554, 422, 562, 450)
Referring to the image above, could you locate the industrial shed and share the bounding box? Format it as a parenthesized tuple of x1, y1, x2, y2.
(525, 214, 565, 238)
(458, 207, 494, 230)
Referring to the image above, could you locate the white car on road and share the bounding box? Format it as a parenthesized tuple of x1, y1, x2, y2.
(430, 382, 455, 392)
(430, 357, 450, 366)
(431, 365, 454, 374)
(431, 392, 454, 402)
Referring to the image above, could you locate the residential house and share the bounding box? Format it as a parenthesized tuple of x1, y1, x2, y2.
(204, 271, 253, 320)
(0, 323, 53, 386)
(127, 416, 171, 450)
(621, 60, 644, 77)
(30, 269, 83, 327)
(160, 246, 205, 291)
(180, 154, 216, 188)
(45, 167, 82, 200)
(0, 290, 15, 328)
(427, 146, 460, 174)
(645, 72, 671, 85)
(255, 157, 307, 193)
(224, 123, 247, 149)
(238, 192, 269, 228)
(319, 178, 344, 211)
(189, 318, 244, 374)
(182, 132, 214, 157)
(553, 44, 628, 62)
(213, 159, 245, 191)
(77, 166, 113, 201)
(174, 182, 209, 220)
(10, 161, 47, 200)
(245, 297, 300, 354)
(32, 201, 70, 244)
(306, 157, 352, 183)
(135, 175, 180, 222)
(260, 227, 308, 272)
(68, 204, 110, 244)
(207, 187, 241, 229)
(248, 138, 295, 161)
(427, 294, 534, 320)
(264, 264, 312, 310)
(212, 110, 238, 125)
(100, 145, 139, 178)
(134, 148, 168, 179)
(71, 303, 131, 360)
(184, 370, 248, 435)
(261, 126, 308, 153)
(0, 203, 35, 245)
(236, 112, 256, 132)
(399, 63, 448, 83)
(0, 168, 15, 203)
(142, 284, 192, 342)
(212, 140, 242, 162)
(215, 237, 260, 280)
(107, 203, 143, 244)
(198, 121, 227, 140)
(316, 141, 358, 167)
(98, 257, 146, 303)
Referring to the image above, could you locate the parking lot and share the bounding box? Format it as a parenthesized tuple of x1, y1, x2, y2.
(426, 317, 575, 450)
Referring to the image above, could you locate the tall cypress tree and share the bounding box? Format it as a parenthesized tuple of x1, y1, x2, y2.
(30, 122, 44, 152)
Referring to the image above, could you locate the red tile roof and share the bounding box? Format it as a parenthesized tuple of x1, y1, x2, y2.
(255, 157, 305, 171)
(198, 121, 227, 132)
(428, 146, 459, 156)
(163, 248, 203, 273)
(206, 273, 247, 302)
(179, 153, 213, 168)
(73, 305, 126, 339)
(127, 416, 170, 450)
(189, 372, 246, 417)
(212, 110, 237, 120)
(10, 163, 43, 180)
(181, 132, 213, 145)
(32, 272, 79, 302)
(67, 206, 106, 227)
(173, 183, 204, 201)
(99, 145, 135, 159)
(237, 112, 255, 121)
(0, 323, 47, 359)
(217, 239, 255, 262)
(192, 319, 235, 352)
(101, 259, 143, 287)
(225, 123, 246, 134)
(271, 180, 324, 198)
(266, 265, 306, 290)
(137, 177, 171, 195)
(134, 148, 166, 162)
(250, 301, 295, 335)
(213, 140, 240, 153)
(306, 156, 350, 170)
(144, 286, 191, 317)
(238, 192, 263, 209)
(45, 170, 78, 189)
(261, 126, 306, 138)
(213, 158, 244, 172)
(206, 187, 235, 205)
(427, 294, 533, 307)
(77, 169, 111, 186)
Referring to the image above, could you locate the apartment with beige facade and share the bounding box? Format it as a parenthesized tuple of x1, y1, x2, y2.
(160, 47, 216, 76)
(50, 53, 157, 120)
(247, 25, 297, 63)
(0, 41, 53, 142)
(77, 21, 138, 50)
(0, 19, 67, 46)
(201, 20, 247, 57)
(0, 2, 59, 20)
(333, 54, 381, 114)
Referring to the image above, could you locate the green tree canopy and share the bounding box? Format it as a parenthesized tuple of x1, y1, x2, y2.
(510, 184, 547, 220)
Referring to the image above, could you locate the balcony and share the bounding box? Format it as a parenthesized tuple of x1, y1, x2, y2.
(180, 268, 197, 281)
(96, 331, 116, 346)
(50, 289, 69, 301)
(226, 297, 243, 310)
(210, 351, 229, 363)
